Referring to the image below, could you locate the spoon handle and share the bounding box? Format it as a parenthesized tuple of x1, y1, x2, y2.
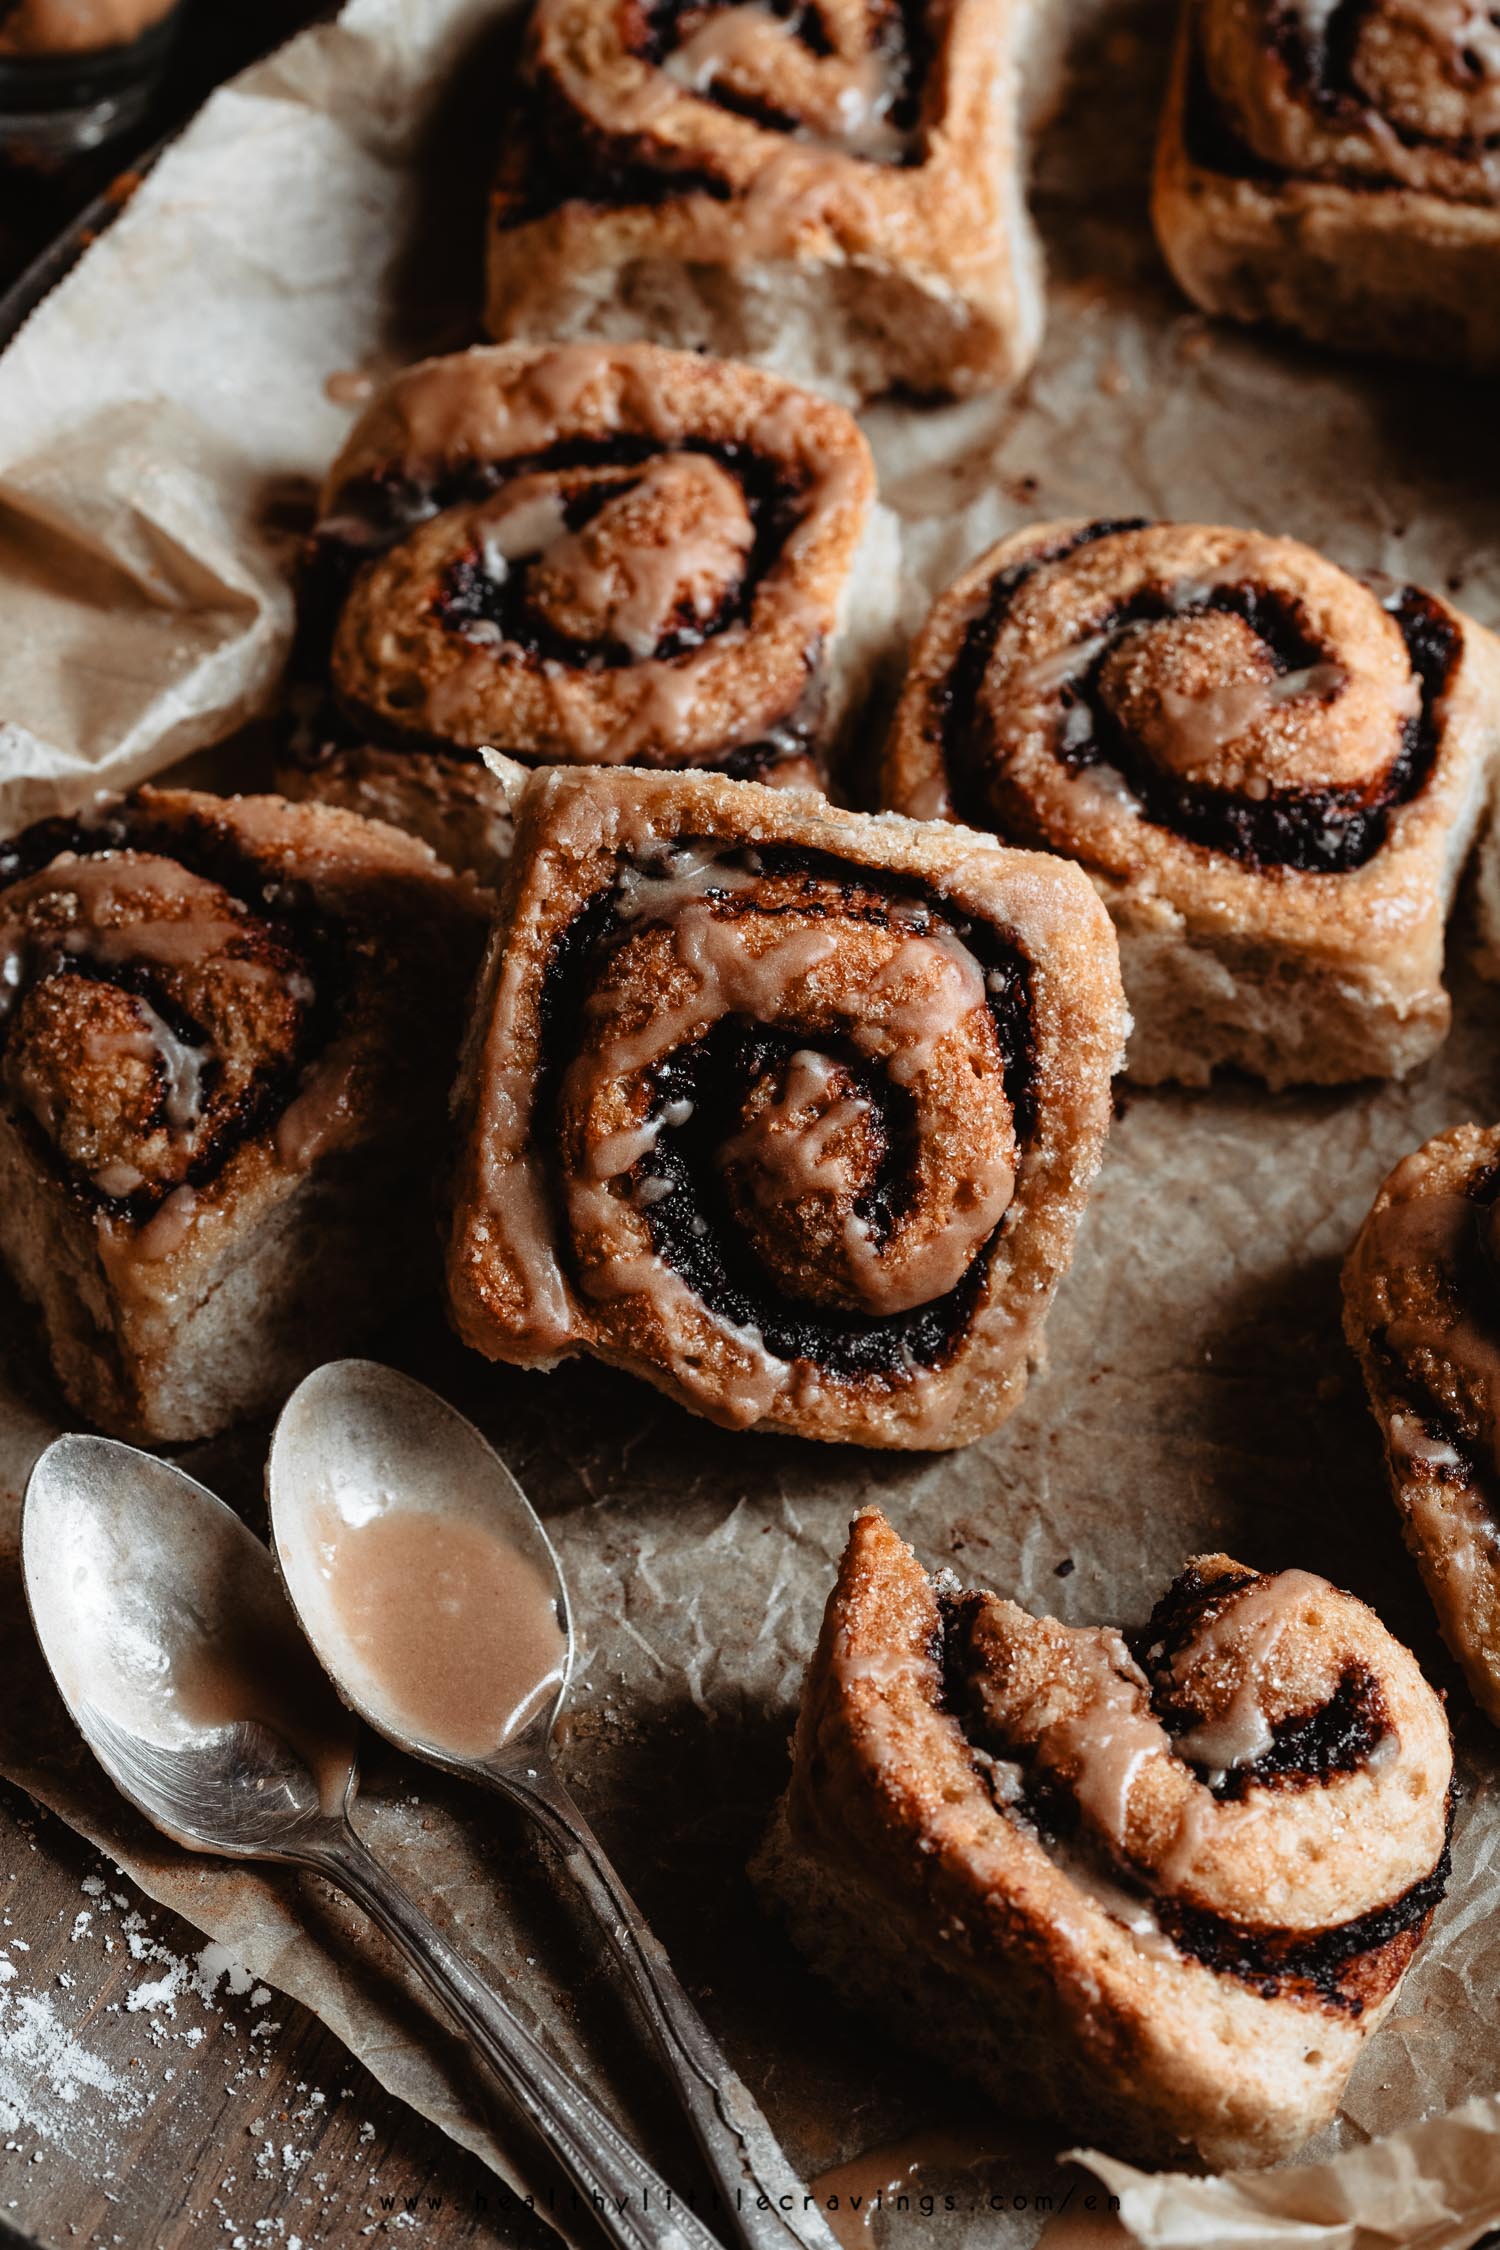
(490, 1762, 839, 2250)
(311, 1823, 727, 2250)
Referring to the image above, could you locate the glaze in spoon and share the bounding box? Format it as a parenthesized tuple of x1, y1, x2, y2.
(21, 1432, 726, 2250)
(268, 1360, 836, 2250)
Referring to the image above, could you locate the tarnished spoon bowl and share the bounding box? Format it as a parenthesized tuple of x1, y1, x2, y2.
(22, 1434, 357, 1853)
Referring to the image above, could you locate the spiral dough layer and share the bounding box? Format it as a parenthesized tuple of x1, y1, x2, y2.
(883, 516, 1498, 1086)
(0, 788, 485, 1443)
(0, 802, 332, 1238)
(887, 517, 1456, 871)
(1202, 0, 1500, 203)
(754, 1508, 1453, 2168)
(481, 0, 1043, 402)
(1153, 0, 1500, 374)
(446, 765, 1127, 1450)
(299, 343, 883, 789)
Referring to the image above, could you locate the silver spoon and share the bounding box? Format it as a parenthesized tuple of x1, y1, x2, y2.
(21, 1433, 727, 2250)
(268, 1361, 837, 2250)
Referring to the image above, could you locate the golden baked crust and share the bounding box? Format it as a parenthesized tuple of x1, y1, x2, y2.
(445, 763, 1126, 1448)
(881, 517, 1500, 1087)
(1344, 1122, 1500, 1727)
(283, 343, 897, 876)
(481, 0, 1044, 402)
(1154, 0, 1500, 369)
(0, 787, 488, 1444)
(754, 1508, 1453, 2167)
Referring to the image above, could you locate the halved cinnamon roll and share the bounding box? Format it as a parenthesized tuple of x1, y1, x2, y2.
(283, 343, 898, 882)
(1344, 1123, 1500, 1728)
(0, 788, 488, 1445)
(755, 1508, 1453, 2167)
(882, 518, 1500, 1087)
(481, 0, 1045, 402)
(445, 764, 1126, 1449)
(1155, 0, 1500, 368)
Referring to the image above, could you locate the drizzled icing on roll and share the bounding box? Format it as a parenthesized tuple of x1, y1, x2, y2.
(456, 453, 756, 660)
(508, 0, 932, 226)
(759, 1508, 1454, 2169)
(0, 790, 491, 1286)
(843, 1514, 1452, 1996)
(946, 1559, 1438, 1950)
(892, 519, 1459, 875)
(1201, 0, 1500, 200)
(302, 342, 878, 787)
(653, 0, 915, 160)
(448, 765, 1126, 1450)
(0, 785, 490, 1448)
(482, 0, 1041, 408)
(521, 837, 1029, 1428)
(0, 815, 329, 1242)
(561, 845, 1019, 1341)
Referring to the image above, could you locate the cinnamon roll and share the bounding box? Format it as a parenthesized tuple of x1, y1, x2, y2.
(754, 1508, 1453, 2168)
(1344, 1123, 1500, 1728)
(445, 764, 1126, 1449)
(1155, 0, 1500, 367)
(481, 0, 1044, 403)
(1471, 785, 1500, 981)
(283, 343, 898, 882)
(0, 788, 487, 1445)
(882, 518, 1500, 1088)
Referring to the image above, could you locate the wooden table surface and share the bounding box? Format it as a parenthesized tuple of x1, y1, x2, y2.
(0, 1774, 563, 2250)
(0, 12, 572, 2246)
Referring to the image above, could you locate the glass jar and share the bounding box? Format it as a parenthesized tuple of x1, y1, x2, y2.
(0, 0, 186, 159)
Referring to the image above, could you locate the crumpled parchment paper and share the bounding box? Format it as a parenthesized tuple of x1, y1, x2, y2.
(1077, 2094, 1500, 2247)
(5, 2, 1500, 2246)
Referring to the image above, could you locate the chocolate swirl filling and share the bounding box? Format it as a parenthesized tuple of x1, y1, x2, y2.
(0, 804, 341, 1228)
(535, 841, 1035, 1387)
(939, 1561, 1452, 2012)
(941, 518, 1460, 874)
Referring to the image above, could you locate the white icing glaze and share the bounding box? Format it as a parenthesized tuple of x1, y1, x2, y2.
(1389, 1411, 1462, 1472)
(1047, 1630, 1167, 1844)
(129, 1183, 199, 1263)
(83, 1004, 204, 1134)
(473, 1060, 573, 1348)
(13, 853, 253, 973)
(1168, 1569, 1332, 1778)
(273, 1057, 357, 1171)
(660, 1, 907, 160)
